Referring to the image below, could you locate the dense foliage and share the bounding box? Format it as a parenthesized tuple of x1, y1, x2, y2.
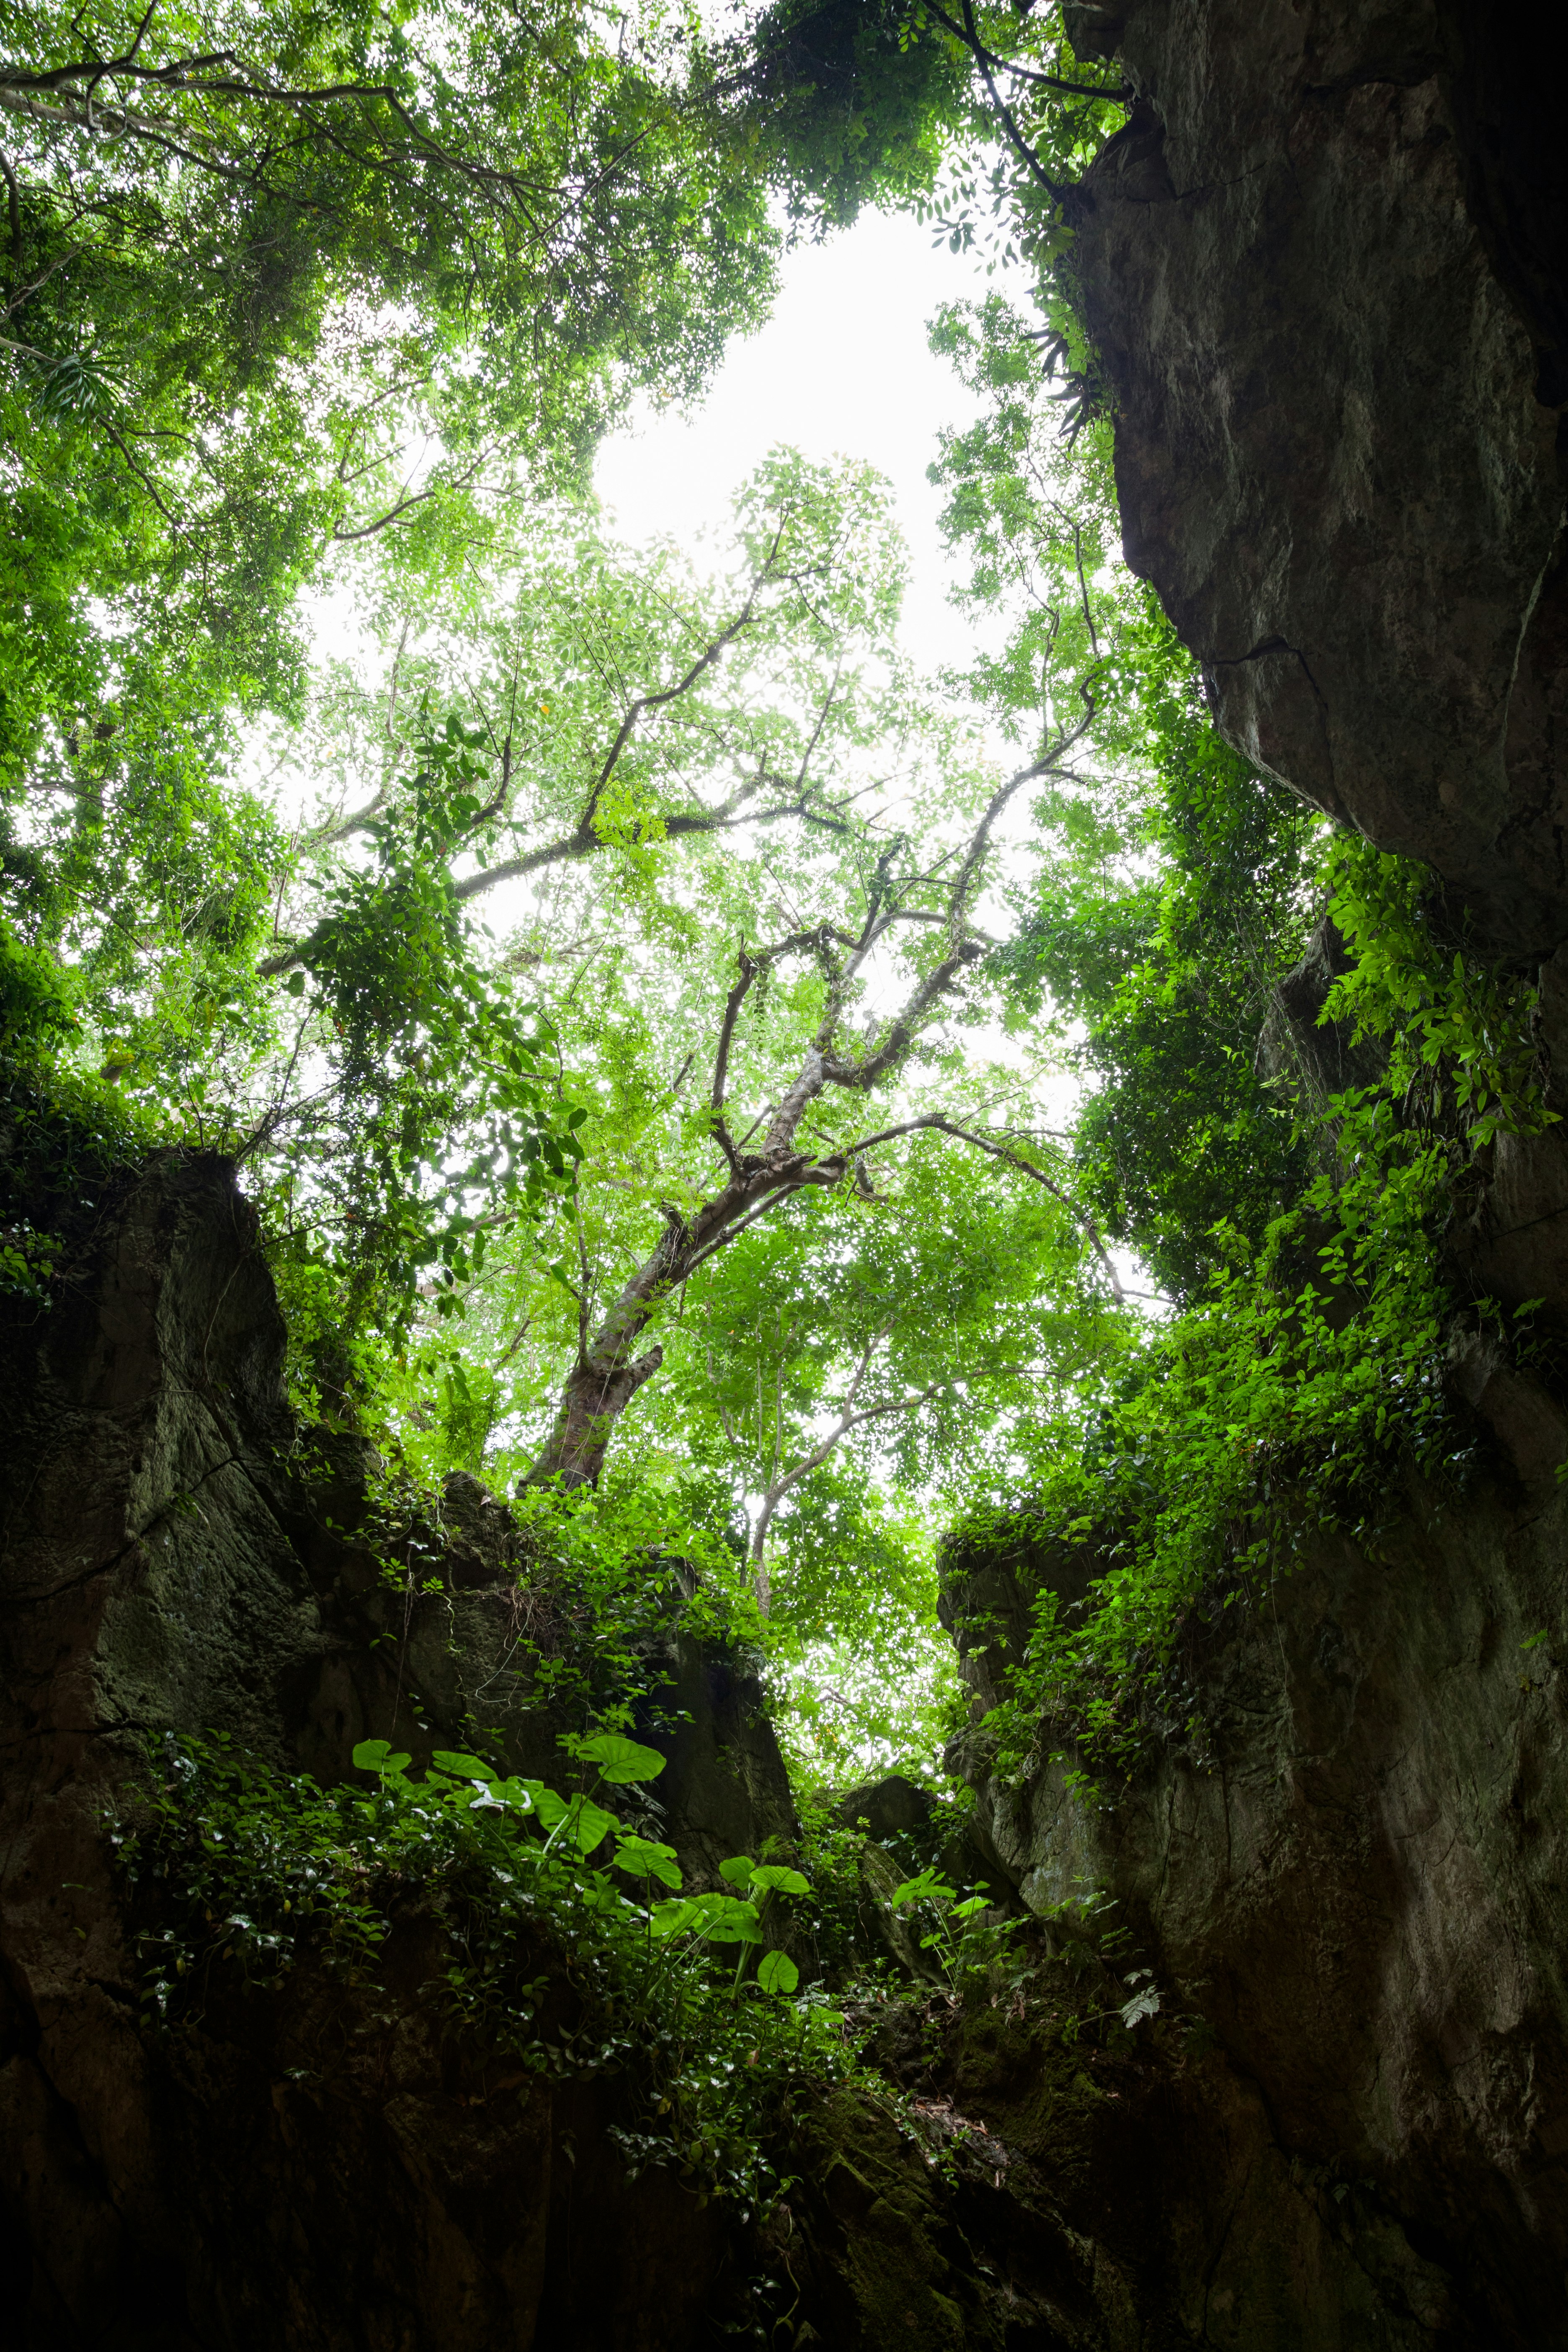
(116, 1728, 845, 2217)
(4, 0, 1551, 2051)
(927, 292, 1553, 1777)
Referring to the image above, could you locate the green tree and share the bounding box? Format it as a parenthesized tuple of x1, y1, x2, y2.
(929, 294, 1325, 1297)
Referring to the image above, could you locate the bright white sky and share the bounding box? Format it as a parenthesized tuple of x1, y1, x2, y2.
(595, 207, 1003, 673)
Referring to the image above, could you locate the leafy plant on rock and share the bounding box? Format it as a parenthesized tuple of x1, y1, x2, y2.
(116, 1725, 845, 2217)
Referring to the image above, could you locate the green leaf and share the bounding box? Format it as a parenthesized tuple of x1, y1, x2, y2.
(757, 1948, 799, 1995)
(563, 1797, 619, 1856)
(891, 1868, 954, 1910)
(748, 1865, 809, 1896)
(612, 1835, 682, 1889)
(486, 1777, 536, 1815)
(718, 1855, 755, 1888)
(430, 1751, 495, 1782)
(520, 1780, 569, 1833)
(650, 1891, 761, 1943)
(693, 1894, 763, 1945)
(573, 1732, 668, 1785)
(352, 1741, 411, 1777)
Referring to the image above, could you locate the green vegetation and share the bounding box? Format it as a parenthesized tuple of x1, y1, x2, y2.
(5, 0, 1551, 2239)
(116, 1728, 843, 2215)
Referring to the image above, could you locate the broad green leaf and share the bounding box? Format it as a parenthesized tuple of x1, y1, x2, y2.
(563, 1797, 619, 1856)
(430, 1751, 495, 1782)
(891, 1869, 954, 1910)
(756, 1948, 799, 1995)
(649, 1890, 761, 1943)
(692, 1893, 763, 1945)
(352, 1741, 411, 1777)
(487, 1777, 536, 1815)
(612, 1835, 682, 1889)
(520, 1781, 569, 1833)
(650, 1898, 699, 1938)
(718, 1855, 754, 1888)
(573, 1732, 668, 1785)
(749, 1865, 809, 1896)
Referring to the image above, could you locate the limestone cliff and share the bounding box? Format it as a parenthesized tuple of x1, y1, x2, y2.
(0, 1148, 797, 2344)
(1063, 0, 1568, 949)
(944, 1440, 1568, 2345)
(3, 1147, 1489, 2350)
(928, 8, 1568, 2341)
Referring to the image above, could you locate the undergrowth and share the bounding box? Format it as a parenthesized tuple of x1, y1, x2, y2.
(113, 1728, 851, 2220)
(954, 841, 1553, 1787)
(109, 1727, 1145, 2236)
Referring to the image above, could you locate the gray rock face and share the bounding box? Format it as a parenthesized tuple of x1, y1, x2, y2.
(944, 1439, 1568, 2344)
(1067, 0, 1568, 948)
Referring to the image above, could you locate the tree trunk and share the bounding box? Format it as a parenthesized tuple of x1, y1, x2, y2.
(528, 1343, 665, 1490)
(522, 1057, 834, 1491)
(522, 1228, 683, 1489)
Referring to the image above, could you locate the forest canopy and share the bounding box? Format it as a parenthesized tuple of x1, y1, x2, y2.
(1, 1, 1524, 1780)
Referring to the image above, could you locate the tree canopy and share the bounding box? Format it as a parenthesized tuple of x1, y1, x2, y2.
(1, 3, 1524, 1784)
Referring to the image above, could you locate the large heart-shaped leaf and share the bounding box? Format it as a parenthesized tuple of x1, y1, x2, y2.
(430, 1751, 495, 1782)
(749, 1865, 810, 1896)
(691, 1893, 763, 1945)
(575, 1733, 668, 1785)
(562, 1796, 619, 1856)
(650, 1897, 699, 1938)
(757, 1948, 799, 1996)
(520, 1781, 570, 1834)
(613, 1834, 682, 1889)
(648, 1890, 761, 1943)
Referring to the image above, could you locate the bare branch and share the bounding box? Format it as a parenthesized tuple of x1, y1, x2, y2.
(818, 720, 1093, 1097)
(577, 526, 786, 840)
(947, 0, 1071, 201)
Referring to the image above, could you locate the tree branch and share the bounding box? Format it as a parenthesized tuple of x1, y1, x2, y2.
(0, 145, 20, 265)
(919, 4, 1127, 105)
(846, 1112, 1125, 1303)
(948, 0, 1071, 201)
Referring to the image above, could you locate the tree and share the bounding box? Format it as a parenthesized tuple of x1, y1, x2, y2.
(0, 0, 780, 578)
(0, 0, 815, 1300)
(263, 451, 910, 960)
(517, 706, 1110, 1495)
(730, 0, 1124, 238)
(0, 454, 927, 1347)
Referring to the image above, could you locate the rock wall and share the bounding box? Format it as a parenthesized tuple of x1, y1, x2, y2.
(944, 1427, 1568, 2346)
(2, 1145, 1491, 2351)
(1063, 0, 1568, 950)
(1013, 57, 1568, 2324)
(0, 1150, 796, 2345)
